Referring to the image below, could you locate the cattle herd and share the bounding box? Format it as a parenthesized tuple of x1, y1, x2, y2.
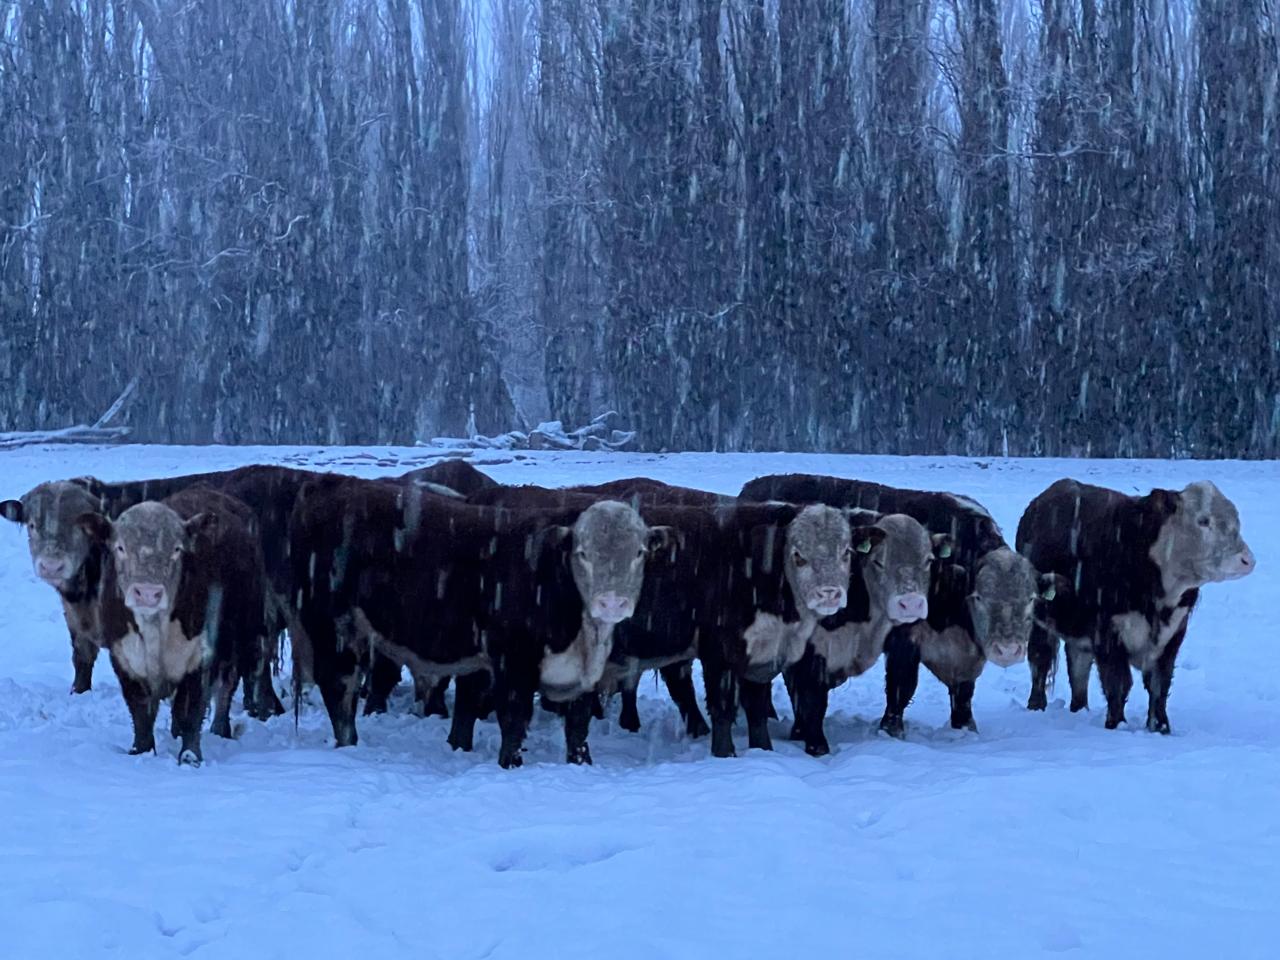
(0, 461, 1256, 767)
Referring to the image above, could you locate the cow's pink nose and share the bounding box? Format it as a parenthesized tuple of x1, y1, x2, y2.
(128, 584, 166, 609)
(36, 558, 69, 580)
(1240, 549, 1255, 570)
(892, 592, 928, 622)
(990, 641, 1028, 666)
(591, 592, 633, 622)
(809, 586, 846, 612)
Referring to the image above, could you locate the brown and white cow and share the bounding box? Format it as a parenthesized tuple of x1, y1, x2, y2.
(1019, 479, 1254, 733)
(3, 481, 115, 693)
(78, 488, 270, 765)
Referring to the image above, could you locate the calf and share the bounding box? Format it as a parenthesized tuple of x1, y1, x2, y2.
(740, 473, 1057, 734)
(397, 458, 497, 497)
(78, 489, 269, 764)
(289, 477, 673, 766)
(785, 513, 947, 755)
(1018, 479, 1254, 733)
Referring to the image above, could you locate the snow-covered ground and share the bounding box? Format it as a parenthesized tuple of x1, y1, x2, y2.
(1, 445, 1276, 960)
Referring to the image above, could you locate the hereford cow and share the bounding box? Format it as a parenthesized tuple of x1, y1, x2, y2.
(740, 473, 1058, 734)
(289, 477, 674, 766)
(469, 483, 717, 739)
(77, 488, 270, 764)
(785, 512, 950, 755)
(1018, 479, 1254, 733)
(3, 481, 116, 693)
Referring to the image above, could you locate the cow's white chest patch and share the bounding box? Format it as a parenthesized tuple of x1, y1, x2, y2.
(541, 621, 615, 699)
(743, 611, 813, 671)
(115, 616, 204, 684)
(809, 618, 888, 678)
(916, 623, 986, 685)
(1114, 607, 1188, 671)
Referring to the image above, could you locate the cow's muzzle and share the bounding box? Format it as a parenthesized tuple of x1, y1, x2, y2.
(35, 556, 71, 584)
(590, 592, 634, 624)
(889, 592, 928, 624)
(986, 640, 1027, 667)
(126, 583, 168, 612)
(807, 585, 847, 617)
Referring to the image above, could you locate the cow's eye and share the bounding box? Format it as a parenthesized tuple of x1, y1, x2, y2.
(792, 551, 808, 568)
(841, 547, 853, 562)
(1198, 517, 1211, 529)
(636, 548, 645, 559)
(114, 543, 126, 556)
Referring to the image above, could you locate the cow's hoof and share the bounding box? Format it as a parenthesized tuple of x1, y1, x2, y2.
(952, 718, 978, 733)
(710, 729, 736, 758)
(567, 746, 592, 765)
(1069, 698, 1089, 713)
(787, 723, 804, 742)
(1146, 718, 1171, 735)
(1027, 691, 1047, 711)
(1104, 716, 1124, 730)
(498, 749, 524, 770)
(178, 748, 202, 767)
(128, 742, 156, 756)
(879, 715, 905, 739)
(804, 740, 830, 758)
(362, 699, 388, 717)
(619, 712, 641, 734)
(210, 718, 233, 740)
(71, 682, 92, 695)
(446, 733, 474, 753)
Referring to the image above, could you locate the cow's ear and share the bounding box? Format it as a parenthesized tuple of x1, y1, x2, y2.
(529, 524, 572, 567)
(76, 512, 113, 543)
(930, 533, 956, 561)
(646, 525, 682, 556)
(0, 500, 23, 524)
(1146, 488, 1180, 517)
(184, 512, 219, 544)
(851, 526, 887, 555)
(1038, 572, 1069, 602)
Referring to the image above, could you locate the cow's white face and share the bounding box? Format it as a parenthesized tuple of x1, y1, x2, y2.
(785, 505, 854, 617)
(564, 501, 671, 624)
(966, 547, 1045, 668)
(860, 514, 933, 625)
(88, 503, 209, 618)
(1152, 481, 1255, 592)
(1, 481, 102, 589)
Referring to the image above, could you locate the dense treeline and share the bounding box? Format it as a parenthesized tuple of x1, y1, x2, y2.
(0, 1, 1276, 457)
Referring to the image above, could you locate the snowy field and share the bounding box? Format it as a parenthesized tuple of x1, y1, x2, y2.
(1, 445, 1277, 960)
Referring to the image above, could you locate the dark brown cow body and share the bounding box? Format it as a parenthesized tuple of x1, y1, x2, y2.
(740, 473, 1054, 735)
(80, 488, 270, 764)
(1018, 479, 1254, 733)
(396, 459, 497, 497)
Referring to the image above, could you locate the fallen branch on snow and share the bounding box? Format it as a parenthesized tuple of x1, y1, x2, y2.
(0, 378, 138, 450)
(418, 411, 636, 452)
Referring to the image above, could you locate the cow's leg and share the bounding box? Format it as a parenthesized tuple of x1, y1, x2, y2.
(1144, 625, 1187, 735)
(447, 671, 488, 752)
(948, 680, 978, 732)
(493, 653, 536, 769)
(249, 631, 286, 719)
(1096, 642, 1133, 730)
(1026, 622, 1057, 711)
(795, 675, 831, 757)
(701, 659, 738, 758)
(117, 669, 158, 756)
(880, 627, 920, 738)
(415, 676, 450, 719)
(70, 634, 99, 695)
(618, 681, 641, 733)
(1066, 639, 1093, 713)
(363, 652, 402, 716)
(315, 647, 361, 747)
(563, 694, 595, 765)
(208, 659, 237, 740)
(661, 663, 710, 738)
(170, 675, 189, 741)
(739, 678, 774, 751)
(174, 670, 209, 766)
